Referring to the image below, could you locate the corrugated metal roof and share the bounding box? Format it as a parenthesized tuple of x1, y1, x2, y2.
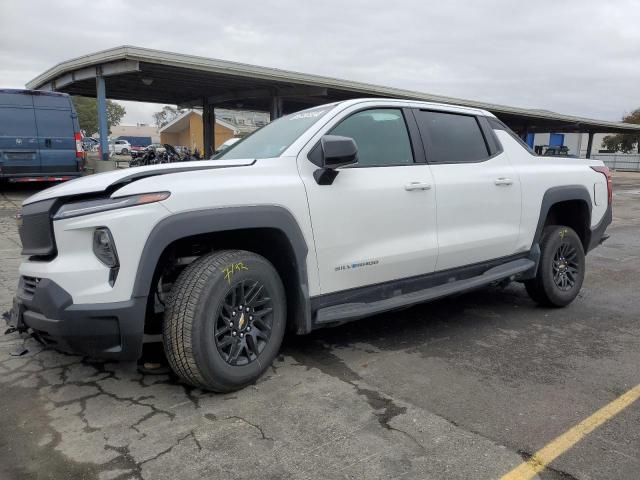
(26, 45, 640, 134)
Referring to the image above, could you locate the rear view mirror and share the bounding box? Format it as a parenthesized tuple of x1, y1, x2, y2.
(313, 135, 358, 185)
(321, 135, 358, 168)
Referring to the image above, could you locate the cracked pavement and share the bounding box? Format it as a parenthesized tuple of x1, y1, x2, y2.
(1, 176, 639, 480)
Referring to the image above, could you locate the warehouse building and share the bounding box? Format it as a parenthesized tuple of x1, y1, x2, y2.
(26, 45, 640, 161)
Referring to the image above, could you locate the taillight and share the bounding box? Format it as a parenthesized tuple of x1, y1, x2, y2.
(75, 132, 83, 158)
(591, 166, 612, 205)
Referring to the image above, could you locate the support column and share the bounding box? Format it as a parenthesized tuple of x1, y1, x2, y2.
(96, 75, 109, 161)
(269, 96, 283, 120)
(586, 132, 594, 159)
(203, 98, 215, 158)
(520, 122, 530, 145)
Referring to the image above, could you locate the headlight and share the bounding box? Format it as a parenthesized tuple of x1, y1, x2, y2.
(93, 228, 119, 268)
(54, 192, 170, 220)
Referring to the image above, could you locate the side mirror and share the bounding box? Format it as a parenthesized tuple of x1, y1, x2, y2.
(313, 135, 358, 185)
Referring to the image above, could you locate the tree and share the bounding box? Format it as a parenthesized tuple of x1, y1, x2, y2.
(153, 106, 185, 127)
(72, 96, 126, 136)
(602, 108, 640, 153)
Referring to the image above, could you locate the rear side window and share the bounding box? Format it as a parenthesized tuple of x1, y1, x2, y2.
(0, 107, 37, 136)
(329, 109, 414, 167)
(415, 110, 489, 164)
(487, 116, 535, 154)
(34, 109, 74, 137)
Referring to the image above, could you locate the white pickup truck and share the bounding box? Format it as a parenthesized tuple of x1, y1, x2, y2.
(10, 99, 612, 392)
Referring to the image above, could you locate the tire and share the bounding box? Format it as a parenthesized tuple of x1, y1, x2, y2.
(525, 225, 585, 307)
(121, 148, 129, 155)
(163, 250, 286, 392)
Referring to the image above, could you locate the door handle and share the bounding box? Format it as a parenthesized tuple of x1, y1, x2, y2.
(494, 177, 513, 186)
(405, 182, 432, 191)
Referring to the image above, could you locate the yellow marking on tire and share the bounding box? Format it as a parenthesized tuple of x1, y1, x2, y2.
(501, 384, 640, 480)
(223, 262, 249, 284)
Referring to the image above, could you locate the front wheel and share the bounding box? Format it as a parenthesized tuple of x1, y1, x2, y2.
(525, 225, 585, 307)
(163, 250, 286, 392)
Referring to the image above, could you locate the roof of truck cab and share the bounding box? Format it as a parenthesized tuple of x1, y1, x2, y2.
(337, 98, 492, 117)
(26, 45, 640, 134)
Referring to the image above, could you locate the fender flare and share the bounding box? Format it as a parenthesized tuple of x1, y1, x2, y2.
(532, 185, 592, 248)
(131, 206, 312, 333)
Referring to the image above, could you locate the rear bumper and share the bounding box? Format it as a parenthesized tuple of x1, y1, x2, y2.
(11, 277, 146, 360)
(587, 205, 612, 252)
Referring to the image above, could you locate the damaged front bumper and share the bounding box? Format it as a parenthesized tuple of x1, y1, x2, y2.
(7, 277, 146, 360)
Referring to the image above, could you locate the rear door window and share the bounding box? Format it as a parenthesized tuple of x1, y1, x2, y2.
(0, 91, 34, 107)
(34, 109, 74, 138)
(0, 107, 38, 136)
(415, 110, 489, 164)
(32, 94, 71, 109)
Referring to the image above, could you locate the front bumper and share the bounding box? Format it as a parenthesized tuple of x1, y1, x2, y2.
(10, 277, 146, 360)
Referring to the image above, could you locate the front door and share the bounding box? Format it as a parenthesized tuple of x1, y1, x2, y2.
(298, 108, 439, 295)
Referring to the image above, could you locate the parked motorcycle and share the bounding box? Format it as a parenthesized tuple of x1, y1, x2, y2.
(129, 144, 201, 167)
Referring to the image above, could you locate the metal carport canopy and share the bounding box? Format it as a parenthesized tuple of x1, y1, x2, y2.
(26, 45, 640, 135)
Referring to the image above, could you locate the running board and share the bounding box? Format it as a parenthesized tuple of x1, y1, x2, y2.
(315, 258, 535, 324)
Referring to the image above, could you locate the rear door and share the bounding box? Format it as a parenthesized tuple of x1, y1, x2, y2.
(0, 91, 40, 176)
(413, 109, 522, 271)
(33, 94, 78, 174)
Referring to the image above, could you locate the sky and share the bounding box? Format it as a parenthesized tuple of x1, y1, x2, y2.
(1, 0, 639, 125)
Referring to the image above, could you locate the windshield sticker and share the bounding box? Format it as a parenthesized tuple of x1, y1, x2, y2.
(289, 110, 327, 121)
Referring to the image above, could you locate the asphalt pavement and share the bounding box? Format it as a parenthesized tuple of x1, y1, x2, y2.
(1, 174, 638, 480)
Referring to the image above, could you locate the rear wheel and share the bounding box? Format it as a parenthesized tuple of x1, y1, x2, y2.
(163, 250, 286, 392)
(120, 148, 129, 155)
(525, 225, 585, 307)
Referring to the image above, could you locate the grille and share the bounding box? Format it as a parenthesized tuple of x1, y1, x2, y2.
(19, 198, 57, 257)
(21, 276, 40, 298)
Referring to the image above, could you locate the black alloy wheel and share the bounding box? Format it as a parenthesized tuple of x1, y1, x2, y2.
(215, 279, 274, 366)
(524, 225, 585, 307)
(552, 242, 579, 291)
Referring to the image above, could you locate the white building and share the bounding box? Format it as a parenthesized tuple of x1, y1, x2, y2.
(526, 132, 612, 157)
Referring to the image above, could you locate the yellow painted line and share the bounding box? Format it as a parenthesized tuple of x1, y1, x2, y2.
(502, 384, 640, 480)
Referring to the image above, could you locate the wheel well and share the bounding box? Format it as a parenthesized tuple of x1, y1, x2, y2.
(144, 228, 305, 335)
(544, 200, 591, 250)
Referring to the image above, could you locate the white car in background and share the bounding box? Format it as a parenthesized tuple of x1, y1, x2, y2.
(109, 139, 131, 155)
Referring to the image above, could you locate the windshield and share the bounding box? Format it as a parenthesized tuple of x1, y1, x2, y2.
(215, 105, 332, 159)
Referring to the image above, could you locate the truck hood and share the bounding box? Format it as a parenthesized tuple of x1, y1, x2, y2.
(23, 158, 255, 205)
